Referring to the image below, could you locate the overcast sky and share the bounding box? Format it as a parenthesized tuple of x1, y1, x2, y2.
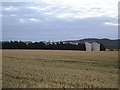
(2, 0, 119, 41)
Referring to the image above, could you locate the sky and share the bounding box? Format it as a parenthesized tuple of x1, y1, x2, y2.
(1, 0, 119, 41)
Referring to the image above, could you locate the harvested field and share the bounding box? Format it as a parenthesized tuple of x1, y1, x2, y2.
(2, 50, 119, 88)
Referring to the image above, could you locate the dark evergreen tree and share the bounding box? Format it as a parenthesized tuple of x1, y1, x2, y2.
(100, 43, 105, 51)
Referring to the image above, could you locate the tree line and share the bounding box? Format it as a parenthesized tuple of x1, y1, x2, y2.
(1, 41, 105, 51)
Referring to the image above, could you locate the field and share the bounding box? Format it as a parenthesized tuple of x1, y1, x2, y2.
(2, 50, 119, 88)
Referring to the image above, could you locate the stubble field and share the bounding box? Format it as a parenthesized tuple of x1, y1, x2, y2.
(2, 50, 119, 88)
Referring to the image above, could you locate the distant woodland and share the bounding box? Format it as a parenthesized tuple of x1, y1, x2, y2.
(1, 40, 105, 51)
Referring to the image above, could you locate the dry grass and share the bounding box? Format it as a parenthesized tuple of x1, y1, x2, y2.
(2, 50, 118, 88)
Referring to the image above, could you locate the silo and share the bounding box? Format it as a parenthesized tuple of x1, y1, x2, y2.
(91, 42, 100, 51)
(85, 42, 92, 51)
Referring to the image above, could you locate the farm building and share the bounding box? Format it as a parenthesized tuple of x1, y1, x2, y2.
(91, 42, 100, 51)
(85, 42, 92, 51)
(85, 42, 100, 51)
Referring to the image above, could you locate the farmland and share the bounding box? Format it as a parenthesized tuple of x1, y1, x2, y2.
(2, 50, 118, 88)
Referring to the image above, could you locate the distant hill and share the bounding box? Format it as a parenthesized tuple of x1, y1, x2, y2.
(63, 38, 119, 49)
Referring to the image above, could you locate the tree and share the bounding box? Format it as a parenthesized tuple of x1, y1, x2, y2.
(100, 43, 105, 51)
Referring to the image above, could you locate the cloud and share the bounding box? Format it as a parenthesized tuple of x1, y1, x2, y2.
(34, 0, 118, 19)
(19, 18, 40, 23)
(2, 2, 118, 41)
(104, 22, 119, 26)
(56, 13, 74, 18)
(26, 6, 40, 10)
(3, 1, 118, 19)
(10, 14, 16, 16)
(3, 6, 18, 11)
(19, 18, 26, 23)
(29, 18, 39, 22)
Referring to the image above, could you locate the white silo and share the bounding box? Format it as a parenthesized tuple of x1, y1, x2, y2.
(91, 42, 100, 51)
(85, 42, 92, 51)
